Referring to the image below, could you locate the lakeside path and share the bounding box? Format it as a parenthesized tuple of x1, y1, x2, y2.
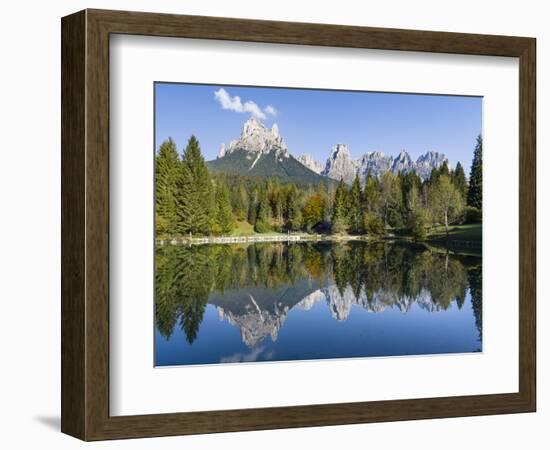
(156, 234, 370, 246)
(156, 224, 482, 249)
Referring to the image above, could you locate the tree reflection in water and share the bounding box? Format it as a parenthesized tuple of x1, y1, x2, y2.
(155, 241, 482, 348)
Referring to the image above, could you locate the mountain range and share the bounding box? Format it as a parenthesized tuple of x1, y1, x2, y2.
(207, 117, 450, 186)
(210, 278, 449, 348)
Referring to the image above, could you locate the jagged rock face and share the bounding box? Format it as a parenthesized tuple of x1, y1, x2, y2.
(217, 143, 226, 158)
(296, 154, 324, 174)
(391, 150, 415, 174)
(357, 151, 393, 179)
(321, 144, 359, 184)
(414, 151, 449, 180)
(215, 284, 445, 348)
(224, 117, 289, 158)
(217, 300, 288, 348)
(213, 118, 450, 184)
(302, 147, 449, 184)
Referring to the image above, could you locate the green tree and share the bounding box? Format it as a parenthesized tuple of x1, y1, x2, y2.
(174, 162, 194, 235)
(363, 171, 380, 214)
(348, 175, 363, 234)
(247, 189, 258, 225)
(379, 172, 402, 228)
(181, 135, 215, 235)
(155, 138, 180, 236)
(363, 212, 385, 236)
(452, 162, 468, 200)
(467, 135, 483, 209)
(214, 181, 234, 234)
(316, 182, 329, 222)
(286, 186, 302, 231)
(331, 179, 348, 233)
(255, 187, 272, 232)
(429, 174, 465, 238)
(437, 162, 450, 178)
(303, 194, 326, 232)
(406, 184, 429, 241)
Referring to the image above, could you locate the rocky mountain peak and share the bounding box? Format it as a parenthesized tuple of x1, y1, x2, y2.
(321, 144, 359, 184)
(415, 151, 449, 179)
(391, 150, 414, 174)
(224, 117, 289, 158)
(301, 146, 449, 184)
(296, 154, 324, 174)
(217, 143, 226, 159)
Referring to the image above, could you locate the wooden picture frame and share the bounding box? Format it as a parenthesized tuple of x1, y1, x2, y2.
(61, 8, 536, 441)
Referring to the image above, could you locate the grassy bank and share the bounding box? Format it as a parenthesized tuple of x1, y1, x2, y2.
(427, 223, 482, 243)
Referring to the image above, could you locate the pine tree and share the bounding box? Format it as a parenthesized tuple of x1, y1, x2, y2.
(215, 181, 234, 234)
(331, 179, 348, 233)
(363, 171, 379, 214)
(247, 190, 258, 225)
(438, 162, 450, 178)
(175, 162, 194, 235)
(181, 135, 215, 235)
(286, 186, 302, 231)
(451, 162, 468, 200)
(155, 138, 180, 236)
(348, 175, 363, 234)
(467, 135, 482, 209)
(256, 188, 271, 224)
(316, 182, 328, 222)
(379, 172, 402, 228)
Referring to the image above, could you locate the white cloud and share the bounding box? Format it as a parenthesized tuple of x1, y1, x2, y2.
(214, 88, 277, 120)
(264, 105, 277, 117)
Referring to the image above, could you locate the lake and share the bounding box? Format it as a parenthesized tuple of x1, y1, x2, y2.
(155, 240, 482, 366)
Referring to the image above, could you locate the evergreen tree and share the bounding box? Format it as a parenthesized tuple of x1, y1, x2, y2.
(247, 190, 258, 225)
(181, 135, 215, 235)
(316, 182, 328, 221)
(215, 181, 234, 234)
(155, 138, 180, 236)
(363, 171, 379, 214)
(452, 162, 468, 200)
(348, 175, 363, 234)
(286, 186, 302, 231)
(428, 167, 439, 185)
(437, 162, 450, 178)
(174, 162, 194, 235)
(379, 172, 402, 228)
(256, 188, 271, 224)
(467, 135, 483, 209)
(331, 179, 348, 233)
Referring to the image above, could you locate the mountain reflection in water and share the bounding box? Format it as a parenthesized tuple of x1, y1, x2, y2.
(155, 241, 482, 366)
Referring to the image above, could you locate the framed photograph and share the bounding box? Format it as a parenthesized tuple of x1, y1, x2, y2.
(61, 9, 536, 440)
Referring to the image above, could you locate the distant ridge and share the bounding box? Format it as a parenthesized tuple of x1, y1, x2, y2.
(208, 117, 450, 186)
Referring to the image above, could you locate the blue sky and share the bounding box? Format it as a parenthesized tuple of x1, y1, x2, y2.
(155, 82, 482, 175)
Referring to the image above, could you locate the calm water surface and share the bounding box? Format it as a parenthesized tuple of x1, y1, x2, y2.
(155, 241, 482, 366)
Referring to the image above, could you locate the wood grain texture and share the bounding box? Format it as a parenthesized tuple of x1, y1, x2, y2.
(61, 8, 537, 441)
(61, 10, 86, 439)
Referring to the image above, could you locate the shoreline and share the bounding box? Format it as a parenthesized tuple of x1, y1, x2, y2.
(156, 233, 368, 246)
(156, 233, 481, 250)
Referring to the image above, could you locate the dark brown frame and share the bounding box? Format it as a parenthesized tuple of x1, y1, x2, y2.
(61, 8, 536, 441)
